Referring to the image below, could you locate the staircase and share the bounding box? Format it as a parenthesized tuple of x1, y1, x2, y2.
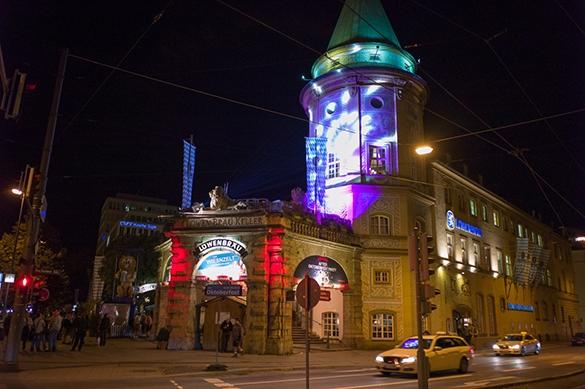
(292, 325, 324, 344)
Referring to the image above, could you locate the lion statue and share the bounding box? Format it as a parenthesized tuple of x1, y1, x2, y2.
(209, 186, 246, 210)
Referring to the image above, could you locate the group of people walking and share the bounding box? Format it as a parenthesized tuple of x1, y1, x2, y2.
(18, 310, 111, 352)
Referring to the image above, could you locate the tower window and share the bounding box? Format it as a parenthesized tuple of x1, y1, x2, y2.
(368, 145, 387, 174)
(370, 215, 391, 235)
(370, 97, 384, 109)
(327, 153, 340, 178)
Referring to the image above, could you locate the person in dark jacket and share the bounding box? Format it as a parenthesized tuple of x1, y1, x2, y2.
(98, 314, 110, 347)
(21, 315, 33, 351)
(231, 318, 244, 357)
(219, 319, 233, 352)
(71, 313, 89, 351)
(156, 325, 171, 350)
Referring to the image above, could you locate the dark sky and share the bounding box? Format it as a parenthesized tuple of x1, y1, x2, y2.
(1, 0, 584, 251)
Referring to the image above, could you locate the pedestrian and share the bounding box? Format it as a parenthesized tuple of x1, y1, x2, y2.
(21, 314, 33, 351)
(462, 325, 472, 345)
(231, 318, 245, 357)
(32, 313, 45, 352)
(145, 314, 153, 338)
(98, 314, 110, 347)
(48, 309, 63, 352)
(71, 313, 89, 351)
(62, 312, 73, 344)
(139, 313, 146, 337)
(156, 325, 171, 350)
(132, 315, 141, 339)
(219, 319, 232, 352)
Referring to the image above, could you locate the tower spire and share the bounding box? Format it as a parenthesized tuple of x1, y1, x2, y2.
(327, 0, 401, 51)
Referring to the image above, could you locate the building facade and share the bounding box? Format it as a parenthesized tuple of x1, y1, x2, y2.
(89, 193, 177, 301)
(154, 0, 581, 354)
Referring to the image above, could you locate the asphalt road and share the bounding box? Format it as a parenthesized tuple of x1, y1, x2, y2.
(2, 345, 585, 389)
(182, 346, 585, 389)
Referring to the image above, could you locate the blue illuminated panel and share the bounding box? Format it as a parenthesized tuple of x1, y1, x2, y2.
(182, 140, 196, 209)
(306, 137, 327, 213)
(119, 220, 158, 231)
(507, 303, 534, 312)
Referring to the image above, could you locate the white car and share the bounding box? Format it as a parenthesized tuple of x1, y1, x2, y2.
(492, 332, 541, 356)
(375, 333, 474, 376)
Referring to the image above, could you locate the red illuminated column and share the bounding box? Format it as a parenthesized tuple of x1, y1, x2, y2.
(166, 234, 196, 350)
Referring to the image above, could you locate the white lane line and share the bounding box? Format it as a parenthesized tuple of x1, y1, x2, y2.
(501, 366, 536, 372)
(333, 374, 473, 389)
(338, 368, 377, 373)
(455, 376, 517, 387)
(169, 380, 178, 385)
(214, 384, 235, 388)
(204, 379, 225, 383)
(234, 372, 376, 386)
(553, 361, 576, 366)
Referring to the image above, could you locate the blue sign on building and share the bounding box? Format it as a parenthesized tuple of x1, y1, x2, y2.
(446, 210, 483, 237)
(507, 303, 534, 312)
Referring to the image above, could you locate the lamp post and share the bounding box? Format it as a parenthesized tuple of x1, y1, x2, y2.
(9, 165, 34, 274)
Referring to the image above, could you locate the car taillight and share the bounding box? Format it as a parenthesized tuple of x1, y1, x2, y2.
(470, 347, 475, 356)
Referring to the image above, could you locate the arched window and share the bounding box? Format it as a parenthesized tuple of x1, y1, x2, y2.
(371, 312, 394, 340)
(322, 312, 340, 338)
(487, 295, 497, 336)
(370, 215, 391, 235)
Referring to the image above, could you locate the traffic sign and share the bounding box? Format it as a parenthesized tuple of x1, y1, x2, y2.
(296, 276, 320, 310)
(319, 290, 331, 301)
(38, 288, 50, 302)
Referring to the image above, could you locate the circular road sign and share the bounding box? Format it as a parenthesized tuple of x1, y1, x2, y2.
(296, 276, 320, 311)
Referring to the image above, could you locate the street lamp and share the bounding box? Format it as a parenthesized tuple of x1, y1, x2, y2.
(10, 188, 23, 196)
(415, 145, 433, 156)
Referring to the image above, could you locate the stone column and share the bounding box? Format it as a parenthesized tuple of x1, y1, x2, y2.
(265, 229, 293, 354)
(243, 235, 269, 354)
(166, 234, 196, 350)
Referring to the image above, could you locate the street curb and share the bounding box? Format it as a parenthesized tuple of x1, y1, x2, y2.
(483, 368, 585, 388)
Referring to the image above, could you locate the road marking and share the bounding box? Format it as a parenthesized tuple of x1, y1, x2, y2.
(169, 380, 184, 389)
(338, 368, 377, 373)
(204, 379, 225, 383)
(553, 361, 576, 366)
(456, 376, 517, 387)
(501, 366, 535, 372)
(234, 372, 377, 386)
(203, 378, 240, 389)
(332, 374, 473, 389)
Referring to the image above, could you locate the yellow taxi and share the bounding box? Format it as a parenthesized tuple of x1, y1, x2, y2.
(375, 332, 474, 376)
(492, 332, 541, 356)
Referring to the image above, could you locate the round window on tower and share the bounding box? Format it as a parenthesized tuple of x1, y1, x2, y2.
(325, 102, 337, 115)
(370, 97, 384, 109)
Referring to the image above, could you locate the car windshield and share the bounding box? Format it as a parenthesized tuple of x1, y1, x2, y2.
(400, 338, 432, 349)
(503, 335, 523, 341)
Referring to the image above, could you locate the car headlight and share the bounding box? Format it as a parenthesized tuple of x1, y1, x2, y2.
(400, 356, 417, 364)
(492, 344, 500, 350)
(375, 356, 384, 363)
(511, 345, 520, 350)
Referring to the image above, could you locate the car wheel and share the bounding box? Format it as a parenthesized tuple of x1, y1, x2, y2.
(495, 353, 500, 356)
(521, 346, 527, 356)
(459, 358, 469, 374)
(535, 347, 540, 355)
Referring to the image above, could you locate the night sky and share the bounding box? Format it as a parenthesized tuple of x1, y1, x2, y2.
(1, 0, 584, 253)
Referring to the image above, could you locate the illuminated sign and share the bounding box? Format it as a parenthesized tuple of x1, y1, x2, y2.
(205, 284, 243, 296)
(294, 256, 348, 289)
(446, 210, 482, 237)
(194, 238, 248, 282)
(4, 273, 15, 283)
(196, 238, 248, 257)
(137, 283, 157, 294)
(507, 303, 534, 312)
(0, 272, 3, 283)
(119, 220, 158, 231)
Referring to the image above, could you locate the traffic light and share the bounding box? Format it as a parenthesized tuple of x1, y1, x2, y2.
(420, 234, 436, 281)
(16, 274, 32, 289)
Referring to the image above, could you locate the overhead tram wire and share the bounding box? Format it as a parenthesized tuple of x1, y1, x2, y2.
(337, 0, 573, 224)
(406, 0, 585, 176)
(554, 0, 585, 39)
(56, 0, 175, 143)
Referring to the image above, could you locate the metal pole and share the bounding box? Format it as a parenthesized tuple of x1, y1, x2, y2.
(2, 48, 68, 371)
(11, 167, 30, 273)
(305, 274, 310, 389)
(414, 227, 428, 389)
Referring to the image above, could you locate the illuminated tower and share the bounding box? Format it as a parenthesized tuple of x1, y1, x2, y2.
(300, 0, 428, 225)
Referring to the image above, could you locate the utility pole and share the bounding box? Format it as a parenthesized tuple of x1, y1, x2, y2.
(409, 227, 429, 389)
(2, 48, 68, 371)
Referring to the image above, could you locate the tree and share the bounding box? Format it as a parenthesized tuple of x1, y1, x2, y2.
(0, 220, 70, 307)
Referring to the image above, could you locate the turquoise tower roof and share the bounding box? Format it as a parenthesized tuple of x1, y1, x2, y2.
(311, 0, 416, 79)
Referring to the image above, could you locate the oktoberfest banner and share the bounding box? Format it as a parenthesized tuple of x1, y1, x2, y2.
(513, 237, 550, 286)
